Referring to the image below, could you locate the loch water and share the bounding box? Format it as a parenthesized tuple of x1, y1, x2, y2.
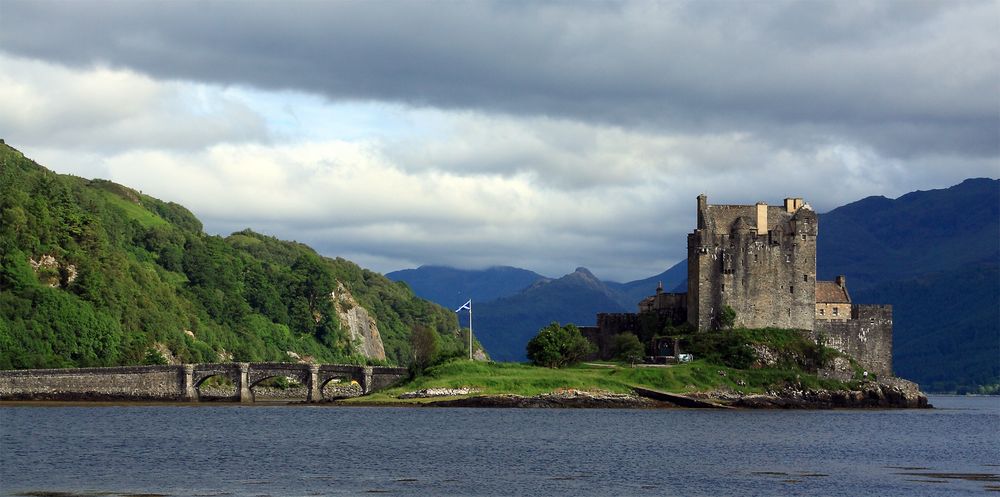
(1, 395, 997, 497)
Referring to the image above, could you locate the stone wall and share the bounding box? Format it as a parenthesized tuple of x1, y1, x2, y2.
(369, 367, 410, 391)
(579, 314, 641, 360)
(815, 302, 849, 320)
(812, 305, 893, 377)
(0, 365, 184, 401)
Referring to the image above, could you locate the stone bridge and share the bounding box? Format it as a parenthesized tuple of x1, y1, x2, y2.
(0, 363, 409, 402)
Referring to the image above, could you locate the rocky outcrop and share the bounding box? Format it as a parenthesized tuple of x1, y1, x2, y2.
(151, 342, 180, 365)
(695, 378, 930, 409)
(29, 254, 77, 288)
(399, 387, 481, 399)
(331, 281, 386, 361)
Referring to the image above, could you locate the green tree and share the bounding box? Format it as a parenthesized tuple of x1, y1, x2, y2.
(526, 322, 596, 368)
(612, 333, 645, 366)
(410, 324, 440, 372)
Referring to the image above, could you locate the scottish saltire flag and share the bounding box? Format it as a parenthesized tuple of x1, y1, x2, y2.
(455, 299, 471, 312)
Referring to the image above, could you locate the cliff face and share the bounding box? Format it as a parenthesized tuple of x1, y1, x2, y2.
(332, 282, 386, 361)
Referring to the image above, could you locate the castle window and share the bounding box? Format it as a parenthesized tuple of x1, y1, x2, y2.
(833, 307, 839, 316)
(785, 254, 791, 263)
(803, 274, 808, 282)
(790, 286, 794, 294)
(802, 234, 807, 240)
(721, 284, 725, 292)
(819, 308, 825, 316)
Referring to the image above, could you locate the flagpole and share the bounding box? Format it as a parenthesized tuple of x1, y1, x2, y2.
(455, 299, 474, 361)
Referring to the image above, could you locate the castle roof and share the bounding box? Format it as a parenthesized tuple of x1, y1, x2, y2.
(816, 281, 851, 304)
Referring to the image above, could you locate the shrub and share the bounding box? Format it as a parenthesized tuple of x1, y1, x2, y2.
(718, 305, 736, 330)
(612, 333, 645, 365)
(526, 322, 596, 368)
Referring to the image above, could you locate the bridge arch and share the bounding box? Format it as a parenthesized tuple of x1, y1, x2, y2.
(247, 364, 313, 402)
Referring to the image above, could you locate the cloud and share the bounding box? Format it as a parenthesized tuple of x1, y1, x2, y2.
(1, 0, 996, 161)
(0, 54, 268, 155)
(0, 2, 996, 281)
(36, 106, 984, 281)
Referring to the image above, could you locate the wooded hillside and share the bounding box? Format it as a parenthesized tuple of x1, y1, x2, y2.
(0, 143, 466, 369)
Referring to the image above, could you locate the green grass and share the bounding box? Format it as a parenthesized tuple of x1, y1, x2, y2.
(344, 358, 856, 404)
(97, 188, 170, 229)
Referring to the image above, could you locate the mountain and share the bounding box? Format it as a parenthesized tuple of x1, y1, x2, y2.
(387, 263, 682, 361)
(817, 178, 999, 291)
(606, 260, 687, 305)
(816, 178, 1000, 392)
(474, 268, 629, 361)
(0, 142, 468, 369)
(386, 265, 545, 310)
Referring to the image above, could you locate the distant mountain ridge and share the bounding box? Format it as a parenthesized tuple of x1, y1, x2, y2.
(389, 263, 687, 362)
(474, 268, 629, 362)
(386, 265, 545, 311)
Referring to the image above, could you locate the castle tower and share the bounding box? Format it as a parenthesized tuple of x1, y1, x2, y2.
(687, 195, 818, 331)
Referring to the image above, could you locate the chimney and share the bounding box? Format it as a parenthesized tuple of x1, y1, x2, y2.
(794, 198, 804, 210)
(697, 194, 708, 229)
(756, 202, 768, 235)
(656, 281, 663, 294)
(835, 275, 846, 288)
(784, 198, 795, 213)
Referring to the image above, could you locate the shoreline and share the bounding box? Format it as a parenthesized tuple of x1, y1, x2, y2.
(0, 380, 931, 409)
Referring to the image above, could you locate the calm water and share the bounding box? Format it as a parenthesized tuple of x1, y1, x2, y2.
(1, 395, 997, 496)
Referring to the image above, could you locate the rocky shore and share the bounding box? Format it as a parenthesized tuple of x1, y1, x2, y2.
(425, 389, 663, 408)
(696, 377, 931, 409)
(397, 378, 930, 409)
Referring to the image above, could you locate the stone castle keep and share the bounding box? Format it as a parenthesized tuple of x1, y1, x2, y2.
(583, 194, 894, 376)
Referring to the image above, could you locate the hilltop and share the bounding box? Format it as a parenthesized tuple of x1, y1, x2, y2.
(0, 142, 473, 369)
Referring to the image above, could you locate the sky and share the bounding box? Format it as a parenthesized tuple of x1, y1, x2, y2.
(1, 0, 997, 282)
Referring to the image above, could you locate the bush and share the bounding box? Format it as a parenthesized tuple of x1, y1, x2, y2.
(685, 331, 756, 369)
(526, 322, 596, 368)
(612, 333, 646, 365)
(718, 305, 736, 330)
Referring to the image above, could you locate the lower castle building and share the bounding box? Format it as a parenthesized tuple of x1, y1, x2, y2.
(581, 194, 893, 376)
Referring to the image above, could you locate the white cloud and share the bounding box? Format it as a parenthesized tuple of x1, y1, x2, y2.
(0, 54, 268, 155)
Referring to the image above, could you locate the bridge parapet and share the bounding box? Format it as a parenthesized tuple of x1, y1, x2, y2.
(0, 363, 409, 402)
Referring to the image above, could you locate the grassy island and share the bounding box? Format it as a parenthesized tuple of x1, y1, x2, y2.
(341, 358, 856, 405)
(338, 325, 928, 408)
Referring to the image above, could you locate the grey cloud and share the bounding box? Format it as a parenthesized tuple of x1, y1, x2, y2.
(0, 55, 270, 153)
(1, 0, 996, 161)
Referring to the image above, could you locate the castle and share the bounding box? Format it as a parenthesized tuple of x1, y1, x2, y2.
(582, 194, 894, 376)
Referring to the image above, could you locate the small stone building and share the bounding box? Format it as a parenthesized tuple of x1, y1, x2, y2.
(816, 276, 851, 320)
